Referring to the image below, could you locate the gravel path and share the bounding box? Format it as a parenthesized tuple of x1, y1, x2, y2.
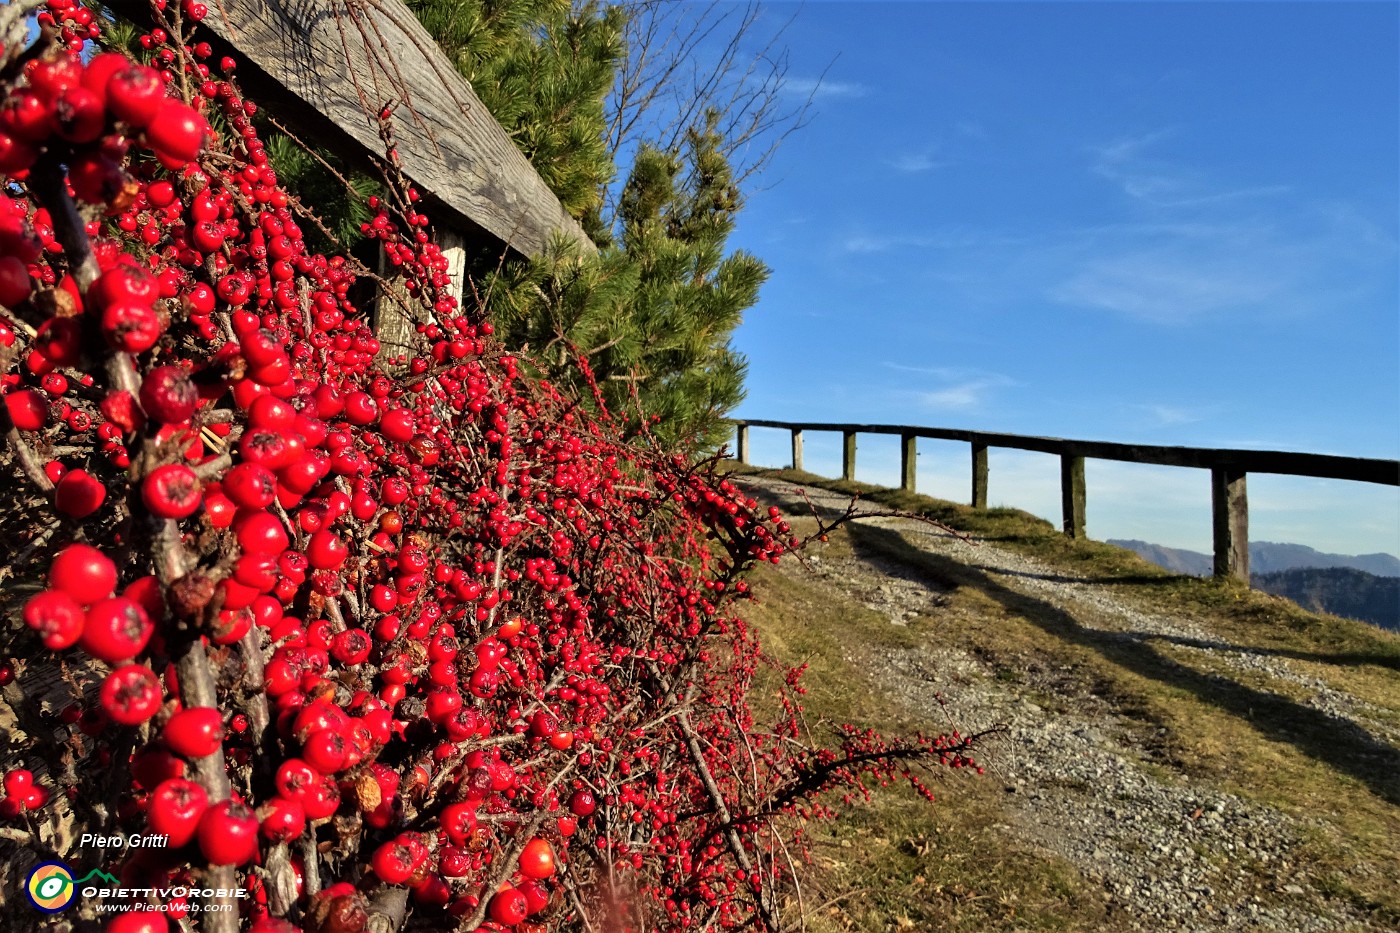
(735, 474, 1397, 933)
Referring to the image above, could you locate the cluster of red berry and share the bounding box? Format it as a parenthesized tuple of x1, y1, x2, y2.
(0, 2, 978, 931)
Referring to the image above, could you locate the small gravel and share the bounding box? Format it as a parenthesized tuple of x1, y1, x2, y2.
(736, 474, 1396, 932)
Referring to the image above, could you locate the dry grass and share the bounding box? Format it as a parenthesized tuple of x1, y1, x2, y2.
(744, 534, 1116, 932)
(725, 462, 1400, 930)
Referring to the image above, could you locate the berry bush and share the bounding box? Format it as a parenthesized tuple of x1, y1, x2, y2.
(0, 3, 980, 931)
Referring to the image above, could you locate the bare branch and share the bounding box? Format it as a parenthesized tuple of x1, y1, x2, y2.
(606, 0, 823, 197)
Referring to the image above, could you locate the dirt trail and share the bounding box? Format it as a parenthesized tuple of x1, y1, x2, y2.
(735, 473, 1399, 933)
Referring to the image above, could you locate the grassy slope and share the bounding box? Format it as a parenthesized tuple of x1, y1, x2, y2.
(724, 463, 1400, 931)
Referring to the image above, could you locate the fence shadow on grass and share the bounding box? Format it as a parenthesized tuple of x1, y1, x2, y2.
(726, 473, 1400, 806)
(842, 520, 1400, 808)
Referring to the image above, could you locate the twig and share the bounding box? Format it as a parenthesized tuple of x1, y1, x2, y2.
(366, 885, 409, 933)
(678, 690, 780, 931)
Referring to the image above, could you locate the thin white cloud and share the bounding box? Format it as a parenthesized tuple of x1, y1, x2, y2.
(888, 152, 945, 173)
(955, 120, 987, 140)
(1134, 403, 1205, 427)
(919, 379, 1006, 410)
(782, 77, 868, 100)
(883, 362, 965, 378)
(1046, 208, 1394, 324)
(881, 364, 1017, 412)
(839, 233, 932, 254)
(838, 228, 1028, 255)
(1092, 128, 1291, 208)
(1049, 241, 1283, 323)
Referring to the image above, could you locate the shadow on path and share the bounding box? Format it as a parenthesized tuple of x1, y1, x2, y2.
(842, 520, 1400, 807)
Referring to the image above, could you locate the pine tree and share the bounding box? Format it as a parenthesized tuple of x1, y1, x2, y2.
(494, 114, 766, 448)
(413, 0, 771, 450)
(404, 0, 623, 241)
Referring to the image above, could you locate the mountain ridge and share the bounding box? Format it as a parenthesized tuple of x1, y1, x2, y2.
(1107, 539, 1400, 578)
(1251, 567, 1399, 632)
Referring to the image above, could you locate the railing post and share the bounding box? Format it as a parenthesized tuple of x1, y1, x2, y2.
(1212, 467, 1249, 581)
(842, 431, 857, 481)
(791, 428, 804, 472)
(1060, 454, 1086, 538)
(971, 442, 988, 509)
(736, 423, 749, 464)
(900, 433, 917, 492)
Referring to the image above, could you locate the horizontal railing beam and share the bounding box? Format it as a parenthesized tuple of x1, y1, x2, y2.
(728, 419, 1400, 487)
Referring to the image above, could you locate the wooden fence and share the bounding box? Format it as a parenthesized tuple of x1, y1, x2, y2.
(730, 419, 1400, 581)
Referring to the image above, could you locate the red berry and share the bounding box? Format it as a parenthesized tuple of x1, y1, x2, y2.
(23, 589, 85, 650)
(487, 886, 529, 926)
(301, 727, 348, 774)
(99, 664, 162, 725)
(142, 464, 201, 519)
(440, 802, 478, 848)
(234, 510, 290, 554)
(163, 707, 224, 758)
(54, 468, 106, 518)
(145, 99, 208, 163)
(0, 255, 32, 307)
(146, 777, 208, 846)
(518, 837, 556, 879)
(371, 839, 416, 885)
(101, 301, 163, 353)
(53, 84, 104, 143)
(379, 408, 415, 443)
(106, 64, 166, 128)
(305, 529, 348, 570)
(518, 877, 550, 914)
(197, 799, 259, 865)
(146, 180, 177, 208)
(3, 770, 32, 800)
(258, 794, 305, 843)
(104, 910, 171, 933)
(222, 462, 277, 509)
(50, 543, 117, 603)
(568, 789, 596, 817)
(4, 389, 48, 430)
(139, 365, 198, 423)
(80, 596, 153, 663)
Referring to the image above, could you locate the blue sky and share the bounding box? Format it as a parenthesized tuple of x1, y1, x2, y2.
(724, 1, 1400, 558)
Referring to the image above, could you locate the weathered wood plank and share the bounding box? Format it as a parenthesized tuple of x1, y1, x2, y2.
(900, 433, 917, 493)
(729, 420, 1400, 486)
(1061, 454, 1086, 538)
(736, 424, 749, 464)
(790, 429, 804, 472)
(842, 431, 857, 482)
(971, 442, 988, 509)
(1212, 468, 1250, 581)
(106, 0, 592, 259)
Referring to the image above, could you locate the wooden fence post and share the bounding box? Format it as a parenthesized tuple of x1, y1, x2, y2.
(791, 429, 804, 472)
(1060, 454, 1086, 538)
(736, 424, 749, 464)
(901, 433, 917, 493)
(1212, 467, 1249, 581)
(842, 431, 857, 481)
(971, 443, 989, 509)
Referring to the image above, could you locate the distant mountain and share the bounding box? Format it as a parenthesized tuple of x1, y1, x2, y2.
(1108, 540, 1400, 578)
(1111, 540, 1212, 576)
(1253, 568, 1400, 632)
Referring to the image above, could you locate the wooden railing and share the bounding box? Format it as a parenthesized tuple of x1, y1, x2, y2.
(730, 419, 1400, 581)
